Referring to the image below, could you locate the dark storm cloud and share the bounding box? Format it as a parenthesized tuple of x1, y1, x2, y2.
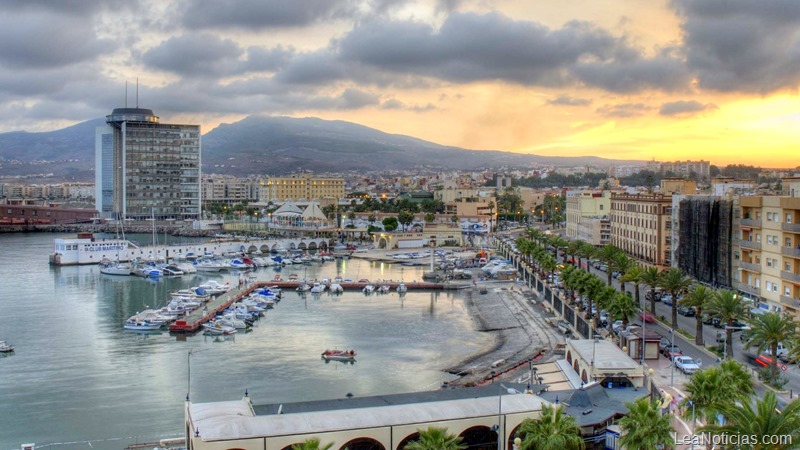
(335, 12, 688, 91)
(275, 51, 348, 85)
(674, 0, 800, 93)
(596, 103, 651, 118)
(659, 100, 717, 116)
(0, 9, 116, 69)
(142, 34, 244, 77)
(243, 46, 296, 73)
(0, 0, 137, 15)
(181, 0, 355, 29)
(547, 95, 593, 106)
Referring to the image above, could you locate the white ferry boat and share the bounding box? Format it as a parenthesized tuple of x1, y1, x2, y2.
(49, 234, 334, 266)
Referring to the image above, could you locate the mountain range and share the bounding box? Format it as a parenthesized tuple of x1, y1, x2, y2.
(0, 115, 639, 179)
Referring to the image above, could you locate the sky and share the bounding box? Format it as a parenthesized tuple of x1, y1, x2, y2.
(1, 0, 799, 167)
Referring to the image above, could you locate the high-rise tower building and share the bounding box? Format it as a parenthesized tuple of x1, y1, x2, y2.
(95, 107, 201, 221)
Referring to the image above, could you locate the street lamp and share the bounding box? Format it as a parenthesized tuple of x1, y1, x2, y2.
(669, 328, 675, 387)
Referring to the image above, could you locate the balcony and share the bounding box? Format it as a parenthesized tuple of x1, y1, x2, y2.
(781, 271, 800, 284)
(736, 282, 761, 296)
(782, 247, 800, 258)
(741, 218, 762, 228)
(781, 295, 800, 308)
(739, 261, 761, 272)
(782, 222, 800, 233)
(739, 239, 761, 250)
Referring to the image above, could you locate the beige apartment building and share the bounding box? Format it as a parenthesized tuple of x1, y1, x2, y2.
(738, 195, 800, 318)
(610, 193, 673, 268)
(660, 178, 697, 195)
(566, 190, 610, 244)
(201, 175, 260, 207)
(262, 174, 345, 203)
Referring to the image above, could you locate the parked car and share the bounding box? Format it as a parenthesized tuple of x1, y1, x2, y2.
(659, 337, 672, 352)
(702, 314, 715, 325)
(662, 295, 674, 306)
(715, 331, 726, 343)
(662, 344, 681, 357)
(678, 306, 696, 317)
(674, 355, 702, 374)
(612, 320, 624, 334)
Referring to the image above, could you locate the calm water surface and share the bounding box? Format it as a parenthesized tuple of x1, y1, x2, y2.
(0, 233, 491, 450)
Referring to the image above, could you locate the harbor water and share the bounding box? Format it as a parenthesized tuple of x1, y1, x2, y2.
(0, 233, 493, 450)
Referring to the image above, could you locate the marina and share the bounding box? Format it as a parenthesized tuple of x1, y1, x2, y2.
(0, 232, 497, 450)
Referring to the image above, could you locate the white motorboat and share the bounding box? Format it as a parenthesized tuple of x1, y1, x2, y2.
(296, 283, 311, 292)
(123, 319, 162, 331)
(362, 284, 375, 294)
(216, 316, 250, 330)
(310, 282, 325, 294)
(0, 340, 14, 353)
(170, 287, 210, 301)
(197, 280, 231, 295)
(397, 282, 408, 293)
(195, 260, 224, 272)
(161, 265, 185, 276)
(202, 321, 237, 335)
(176, 263, 197, 274)
(377, 285, 391, 294)
(329, 283, 344, 294)
(99, 260, 131, 276)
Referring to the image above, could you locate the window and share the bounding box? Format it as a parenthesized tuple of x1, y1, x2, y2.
(766, 258, 773, 268)
(787, 213, 793, 223)
(766, 281, 773, 291)
(786, 262, 792, 271)
(773, 283, 779, 293)
(786, 286, 792, 296)
(767, 212, 774, 221)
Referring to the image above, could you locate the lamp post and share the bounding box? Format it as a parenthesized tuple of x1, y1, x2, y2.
(687, 400, 696, 450)
(669, 328, 675, 387)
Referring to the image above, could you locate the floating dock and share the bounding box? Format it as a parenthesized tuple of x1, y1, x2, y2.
(168, 280, 458, 332)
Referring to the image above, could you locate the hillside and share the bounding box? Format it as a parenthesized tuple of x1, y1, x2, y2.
(0, 115, 638, 179)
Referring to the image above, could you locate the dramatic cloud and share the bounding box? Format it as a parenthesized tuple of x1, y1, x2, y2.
(336, 13, 690, 92)
(0, 9, 116, 69)
(674, 0, 800, 93)
(596, 103, 651, 118)
(547, 95, 593, 106)
(142, 34, 244, 77)
(659, 100, 718, 116)
(180, 0, 355, 29)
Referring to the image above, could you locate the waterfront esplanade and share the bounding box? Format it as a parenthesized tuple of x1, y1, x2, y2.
(185, 385, 547, 450)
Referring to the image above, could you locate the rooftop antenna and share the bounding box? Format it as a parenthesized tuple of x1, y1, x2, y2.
(125, 80, 128, 108)
(136, 77, 139, 108)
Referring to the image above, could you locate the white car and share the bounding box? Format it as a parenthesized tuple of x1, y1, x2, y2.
(674, 355, 702, 375)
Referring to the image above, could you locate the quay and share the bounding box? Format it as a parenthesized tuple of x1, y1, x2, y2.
(168, 280, 459, 332)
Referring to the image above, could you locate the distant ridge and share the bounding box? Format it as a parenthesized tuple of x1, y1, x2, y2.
(0, 115, 642, 179)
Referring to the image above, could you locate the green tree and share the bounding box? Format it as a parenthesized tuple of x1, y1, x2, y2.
(682, 360, 754, 425)
(368, 213, 377, 227)
(618, 397, 674, 450)
(321, 204, 337, 220)
(382, 216, 398, 232)
(680, 284, 714, 346)
(607, 292, 638, 329)
(613, 255, 636, 297)
(450, 214, 459, 226)
(424, 212, 436, 224)
(404, 427, 466, 450)
(597, 245, 621, 286)
(398, 210, 415, 231)
(639, 267, 661, 314)
(291, 438, 334, 450)
(346, 210, 356, 227)
(659, 267, 693, 330)
(700, 391, 800, 450)
(577, 241, 596, 273)
(705, 289, 748, 358)
(517, 404, 584, 450)
(744, 312, 797, 381)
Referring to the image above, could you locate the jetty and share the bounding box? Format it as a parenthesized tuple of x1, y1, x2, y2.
(168, 280, 460, 333)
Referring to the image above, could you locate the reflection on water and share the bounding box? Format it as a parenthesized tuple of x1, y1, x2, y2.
(0, 233, 492, 450)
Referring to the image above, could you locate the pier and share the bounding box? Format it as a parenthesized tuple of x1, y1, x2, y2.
(168, 280, 459, 332)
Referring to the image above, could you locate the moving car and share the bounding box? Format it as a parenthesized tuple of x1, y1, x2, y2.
(673, 355, 702, 374)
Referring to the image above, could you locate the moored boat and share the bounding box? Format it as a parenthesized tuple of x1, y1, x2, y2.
(99, 260, 132, 276)
(397, 282, 408, 293)
(321, 349, 356, 361)
(123, 319, 163, 331)
(0, 340, 15, 353)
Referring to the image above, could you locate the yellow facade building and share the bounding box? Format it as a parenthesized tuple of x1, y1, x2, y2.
(610, 193, 673, 268)
(738, 195, 800, 317)
(263, 174, 345, 203)
(565, 190, 610, 244)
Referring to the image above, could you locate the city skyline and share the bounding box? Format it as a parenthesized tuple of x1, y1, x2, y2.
(2, 1, 799, 167)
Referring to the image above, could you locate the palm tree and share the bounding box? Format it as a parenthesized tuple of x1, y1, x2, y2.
(659, 267, 693, 330)
(700, 391, 800, 450)
(577, 241, 596, 273)
(682, 360, 753, 425)
(597, 245, 621, 286)
(517, 404, 584, 450)
(404, 427, 466, 450)
(620, 265, 644, 309)
(607, 292, 638, 329)
(291, 438, 334, 450)
(618, 397, 674, 450)
(680, 284, 714, 346)
(705, 289, 747, 358)
(612, 253, 636, 295)
(639, 267, 661, 314)
(744, 312, 797, 379)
